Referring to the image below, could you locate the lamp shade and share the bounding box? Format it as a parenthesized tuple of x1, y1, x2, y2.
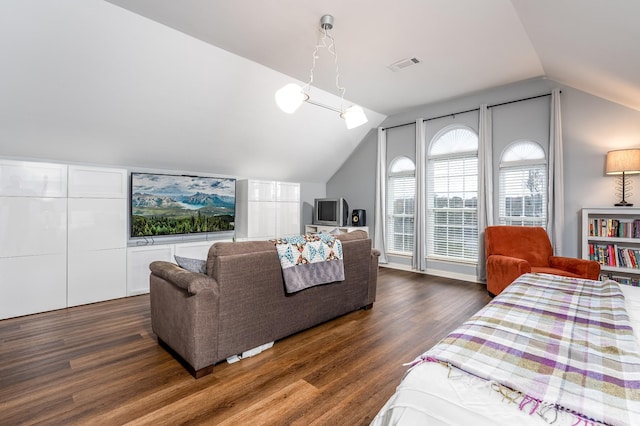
(275, 83, 306, 114)
(341, 105, 368, 129)
(605, 149, 640, 175)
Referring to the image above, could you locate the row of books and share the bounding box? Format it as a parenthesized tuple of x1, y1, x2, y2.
(599, 273, 640, 287)
(588, 218, 640, 238)
(588, 243, 640, 268)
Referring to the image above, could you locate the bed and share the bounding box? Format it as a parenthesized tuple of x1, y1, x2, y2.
(371, 273, 640, 426)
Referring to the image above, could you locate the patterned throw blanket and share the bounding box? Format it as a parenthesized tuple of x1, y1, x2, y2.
(272, 233, 344, 293)
(414, 273, 640, 425)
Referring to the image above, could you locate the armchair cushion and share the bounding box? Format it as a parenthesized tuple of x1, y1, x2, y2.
(548, 256, 601, 279)
(485, 226, 600, 296)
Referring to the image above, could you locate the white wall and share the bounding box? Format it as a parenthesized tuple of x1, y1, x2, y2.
(0, 0, 385, 185)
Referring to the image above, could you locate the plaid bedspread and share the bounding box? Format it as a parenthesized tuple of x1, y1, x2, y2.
(418, 273, 640, 425)
(272, 233, 344, 293)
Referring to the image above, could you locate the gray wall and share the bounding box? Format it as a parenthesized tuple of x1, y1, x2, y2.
(327, 77, 640, 277)
(326, 128, 378, 229)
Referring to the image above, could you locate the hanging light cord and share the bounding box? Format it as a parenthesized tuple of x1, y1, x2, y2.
(304, 23, 347, 112)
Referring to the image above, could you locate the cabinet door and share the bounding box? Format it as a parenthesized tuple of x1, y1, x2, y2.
(276, 202, 301, 237)
(127, 245, 173, 295)
(174, 242, 214, 259)
(68, 248, 126, 306)
(68, 198, 127, 250)
(276, 182, 300, 202)
(247, 201, 277, 238)
(0, 160, 67, 197)
(0, 254, 67, 319)
(0, 197, 67, 258)
(68, 166, 127, 198)
(248, 180, 276, 201)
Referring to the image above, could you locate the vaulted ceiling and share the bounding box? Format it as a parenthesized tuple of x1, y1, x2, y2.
(105, 0, 640, 115)
(2, 1, 639, 183)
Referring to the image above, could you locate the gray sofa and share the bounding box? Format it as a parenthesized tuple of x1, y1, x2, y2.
(149, 230, 380, 378)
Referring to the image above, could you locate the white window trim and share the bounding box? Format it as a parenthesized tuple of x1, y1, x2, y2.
(426, 125, 479, 264)
(498, 140, 547, 228)
(387, 156, 415, 256)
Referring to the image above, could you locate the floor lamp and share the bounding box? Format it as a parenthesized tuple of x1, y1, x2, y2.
(606, 149, 640, 206)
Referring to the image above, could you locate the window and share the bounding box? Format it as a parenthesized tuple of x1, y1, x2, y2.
(499, 141, 547, 227)
(387, 156, 415, 254)
(427, 126, 478, 262)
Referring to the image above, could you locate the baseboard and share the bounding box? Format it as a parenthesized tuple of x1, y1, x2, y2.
(380, 262, 479, 284)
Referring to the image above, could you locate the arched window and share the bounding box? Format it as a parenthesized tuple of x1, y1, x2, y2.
(499, 140, 547, 227)
(427, 126, 478, 262)
(387, 156, 415, 254)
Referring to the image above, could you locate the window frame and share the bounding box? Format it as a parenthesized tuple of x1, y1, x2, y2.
(498, 140, 547, 228)
(386, 156, 416, 255)
(426, 125, 479, 264)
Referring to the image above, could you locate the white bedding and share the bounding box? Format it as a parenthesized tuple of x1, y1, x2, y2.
(371, 282, 640, 426)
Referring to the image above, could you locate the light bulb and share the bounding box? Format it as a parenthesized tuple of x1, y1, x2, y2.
(275, 83, 306, 114)
(341, 105, 368, 129)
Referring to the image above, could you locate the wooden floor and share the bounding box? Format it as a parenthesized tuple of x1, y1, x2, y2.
(0, 268, 491, 425)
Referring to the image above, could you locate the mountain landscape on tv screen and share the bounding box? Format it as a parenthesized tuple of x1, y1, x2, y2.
(130, 173, 235, 238)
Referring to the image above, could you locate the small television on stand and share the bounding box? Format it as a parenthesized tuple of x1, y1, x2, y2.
(313, 197, 349, 227)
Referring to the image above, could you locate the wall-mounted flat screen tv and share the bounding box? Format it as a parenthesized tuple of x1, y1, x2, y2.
(130, 172, 235, 238)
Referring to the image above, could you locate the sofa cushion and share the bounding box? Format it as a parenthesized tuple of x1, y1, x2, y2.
(175, 255, 207, 274)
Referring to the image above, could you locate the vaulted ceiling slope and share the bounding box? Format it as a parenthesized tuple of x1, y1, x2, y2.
(105, 0, 640, 114)
(1, 1, 638, 184)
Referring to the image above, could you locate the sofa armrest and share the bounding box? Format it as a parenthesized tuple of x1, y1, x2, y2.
(486, 254, 531, 296)
(149, 261, 216, 295)
(549, 256, 601, 280)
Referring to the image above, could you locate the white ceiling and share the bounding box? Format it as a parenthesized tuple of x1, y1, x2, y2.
(2, 0, 639, 184)
(105, 0, 640, 115)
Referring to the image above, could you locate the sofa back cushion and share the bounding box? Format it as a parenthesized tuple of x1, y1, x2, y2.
(205, 231, 372, 361)
(206, 231, 369, 276)
(485, 226, 553, 267)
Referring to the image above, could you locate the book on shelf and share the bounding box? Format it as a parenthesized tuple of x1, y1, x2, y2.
(588, 243, 640, 269)
(588, 217, 640, 238)
(599, 272, 640, 287)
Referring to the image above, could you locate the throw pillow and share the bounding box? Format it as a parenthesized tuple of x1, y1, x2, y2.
(174, 255, 206, 274)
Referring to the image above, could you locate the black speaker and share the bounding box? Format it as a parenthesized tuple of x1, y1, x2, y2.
(351, 209, 366, 226)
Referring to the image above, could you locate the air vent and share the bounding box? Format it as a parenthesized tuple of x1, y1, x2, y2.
(388, 57, 422, 72)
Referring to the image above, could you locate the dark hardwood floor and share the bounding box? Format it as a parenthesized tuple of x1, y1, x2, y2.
(0, 268, 491, 425)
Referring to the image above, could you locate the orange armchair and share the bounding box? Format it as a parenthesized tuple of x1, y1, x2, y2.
(485, 226, 600, 296)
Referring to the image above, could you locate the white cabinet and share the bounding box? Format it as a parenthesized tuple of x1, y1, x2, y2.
(245, 201, 277, 239)
(67, 166, 128, 307)
(236, 179, 300, 240)
(0, 197, 68, 258)
(0, 160, 68, 319)
(305, 224, 369, 236)
(126, 240, 222, 295)
(0, 159, 67, 197)
(0, 254, 67, 319)
(67, 166, 127, 307)
(127, 245, 173, 296)
(0, 160, 130, 318)
(581, 207, 640, 285)
(68, 165, 128, 198)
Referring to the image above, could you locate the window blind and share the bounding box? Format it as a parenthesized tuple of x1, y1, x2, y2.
(427, 155, 478, 261)
(387, 173, 415, 254)
(499, 165, 546, 227)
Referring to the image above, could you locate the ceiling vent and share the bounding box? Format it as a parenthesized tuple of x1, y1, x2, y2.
(388, 57, 422, 72)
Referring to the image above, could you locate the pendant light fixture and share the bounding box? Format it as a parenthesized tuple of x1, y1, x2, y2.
(275, 14, 368, 129)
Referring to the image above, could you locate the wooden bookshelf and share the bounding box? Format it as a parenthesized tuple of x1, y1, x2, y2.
(581, 207, 640, 286)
